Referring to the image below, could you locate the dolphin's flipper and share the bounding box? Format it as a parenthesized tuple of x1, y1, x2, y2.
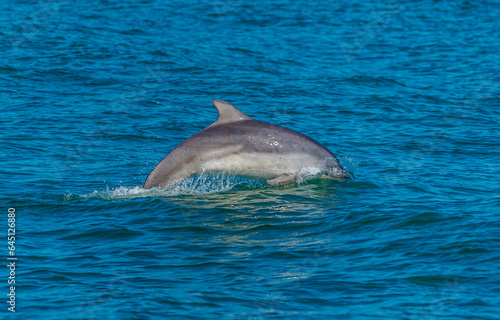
(211, 99, 253, 125)
(266, 173, 296, 186)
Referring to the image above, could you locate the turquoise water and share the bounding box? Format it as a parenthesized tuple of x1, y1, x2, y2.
(1, 0, 499, 319)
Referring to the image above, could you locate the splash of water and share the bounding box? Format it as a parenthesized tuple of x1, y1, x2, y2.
(67, 174, 267, 200)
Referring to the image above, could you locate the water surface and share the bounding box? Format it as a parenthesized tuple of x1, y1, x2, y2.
(1, 0, 499, 319)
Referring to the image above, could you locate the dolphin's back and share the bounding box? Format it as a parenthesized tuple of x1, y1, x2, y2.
(199, 120, 334, 156)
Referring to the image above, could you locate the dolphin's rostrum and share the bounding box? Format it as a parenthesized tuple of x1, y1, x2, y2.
(143, 100, 348, 188)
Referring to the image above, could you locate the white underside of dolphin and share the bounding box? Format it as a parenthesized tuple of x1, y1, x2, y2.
(143, 99, 349, 188)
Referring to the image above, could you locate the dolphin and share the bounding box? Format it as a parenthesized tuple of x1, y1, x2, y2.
(143, 99, 348, 188)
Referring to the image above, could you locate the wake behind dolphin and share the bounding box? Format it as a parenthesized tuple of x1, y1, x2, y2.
(143, 100, 349, 188)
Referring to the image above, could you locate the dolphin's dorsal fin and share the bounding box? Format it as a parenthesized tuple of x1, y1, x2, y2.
(212, 99, 253, 125)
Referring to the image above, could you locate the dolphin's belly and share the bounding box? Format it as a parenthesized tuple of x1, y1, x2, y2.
(199, 150, 325, 179)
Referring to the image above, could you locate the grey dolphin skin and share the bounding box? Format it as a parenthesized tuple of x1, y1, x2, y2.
(143, 100, 348, 188)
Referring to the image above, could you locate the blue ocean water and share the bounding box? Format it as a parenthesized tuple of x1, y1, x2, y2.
(1, 0, 499, 318)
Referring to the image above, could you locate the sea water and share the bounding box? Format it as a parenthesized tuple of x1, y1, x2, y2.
(1, 0, 499, 319)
